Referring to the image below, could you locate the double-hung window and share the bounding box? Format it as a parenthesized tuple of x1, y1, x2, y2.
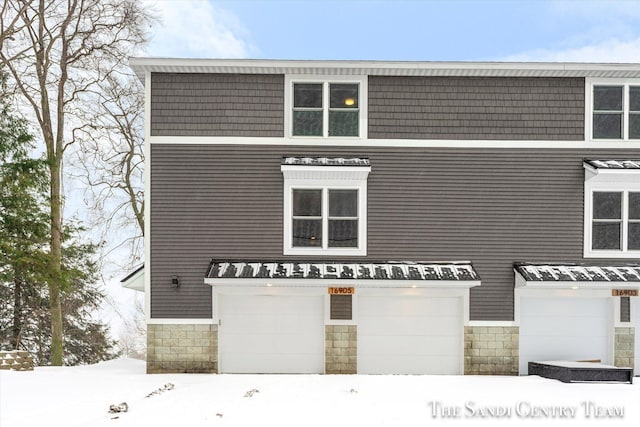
(584, 160, 640, 258)
(286, 75, 367, 138)
(292, 188, 359, 248)
(588, 80, 640, 140)
(281, 157, 370, 256)
(591, 191, 640, 251)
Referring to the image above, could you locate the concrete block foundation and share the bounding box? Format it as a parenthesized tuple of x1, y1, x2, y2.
(147, 324, 218, 373)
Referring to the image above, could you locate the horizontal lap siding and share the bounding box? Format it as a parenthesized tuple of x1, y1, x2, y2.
(368, 76, 585, 140)
(150, 73, 284, 137)
(150, 145, 639, 320)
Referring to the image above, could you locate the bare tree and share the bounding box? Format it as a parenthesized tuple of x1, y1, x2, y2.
(72, 72, 145, 262)
(0, 0, 151, 365)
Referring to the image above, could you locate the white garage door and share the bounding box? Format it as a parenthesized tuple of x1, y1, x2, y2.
(358, 295, 463, 374)
(635, 298, 640, 374)
(218, 294, 324, 373)
(519, 297, 610, 375)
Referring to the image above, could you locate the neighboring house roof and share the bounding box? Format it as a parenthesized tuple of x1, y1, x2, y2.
(129, 58, 640, 84)
(514, 263, 640, 283)
(282, 157, 370, 167)
(206, 260, 480, 282)
(583, 159, 640, 169)
(120, 264, 144, 292)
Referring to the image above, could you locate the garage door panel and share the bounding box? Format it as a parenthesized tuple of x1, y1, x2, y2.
(519, 297, 610, 375)
(220, 354, 320, 374)
(219, 294, 324, 374)
(635, 299, 640, 374)
(358, 295, 462, 375)
(360, 335, 460, 356)
(359, 316, 460, 336)
(521, 298, 606, 317)
(223, 313, 320, 334)
(523, 319, 608, 337)
(359, 297, 460, 317)
(359, 355, 460, 375)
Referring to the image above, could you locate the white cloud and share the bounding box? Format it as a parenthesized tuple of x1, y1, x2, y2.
(142, 0, 257, 58)
(503, 37, 640, 63)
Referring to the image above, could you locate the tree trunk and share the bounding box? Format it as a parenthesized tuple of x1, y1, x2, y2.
(49, 158, 63, 366)
(12, 278, 22, 349)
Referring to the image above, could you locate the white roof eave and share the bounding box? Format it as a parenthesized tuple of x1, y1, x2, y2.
(128, 57, 640, 84)
(121, 268, 144, 292)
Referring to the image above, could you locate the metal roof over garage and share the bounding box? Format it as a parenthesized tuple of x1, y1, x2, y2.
(515, 263, 640, 284)
(205, 260, 480, 286)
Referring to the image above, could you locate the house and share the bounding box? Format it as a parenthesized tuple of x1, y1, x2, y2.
(126, 58, 640, 375)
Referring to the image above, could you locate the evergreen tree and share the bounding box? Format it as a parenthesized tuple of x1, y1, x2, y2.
(0, 72, 118, 365)
(0, 71, 49, 353)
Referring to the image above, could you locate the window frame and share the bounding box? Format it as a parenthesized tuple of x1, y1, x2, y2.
(584, 168, 640, 258)
(586, 78, 640, 141)
(284, 74, 368, 139)
(284, 180, 367, 256)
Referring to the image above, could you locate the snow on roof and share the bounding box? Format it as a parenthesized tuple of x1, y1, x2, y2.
(514, 263, 640, 282)
(282, 157, 370, 167)
(583, 159, 640, 169)
(206, 260, 479, 281)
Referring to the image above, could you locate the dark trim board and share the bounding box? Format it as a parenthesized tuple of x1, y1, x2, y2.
(528, 361, 633, 384)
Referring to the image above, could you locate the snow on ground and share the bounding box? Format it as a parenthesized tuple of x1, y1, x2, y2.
(1, 358, 639, 427)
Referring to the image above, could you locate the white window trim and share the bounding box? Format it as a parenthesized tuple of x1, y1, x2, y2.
(584, 167, 640, 258)
(284, 74, 368, 139)
(283, 179, 368, 256)
(282, 164, 370, 256)
(585, 77, 640, 142)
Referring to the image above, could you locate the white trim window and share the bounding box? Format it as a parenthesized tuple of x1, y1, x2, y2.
(590, 191, 640, 252)
(584, 163, 640, 258)
(285, 75, 367, 139)
(291, 188, 360, 248)
(281, 160, 370, 256)
(586, 79, 640, 141)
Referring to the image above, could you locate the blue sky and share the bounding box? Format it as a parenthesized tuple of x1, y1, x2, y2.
(142, 0, 640, 62)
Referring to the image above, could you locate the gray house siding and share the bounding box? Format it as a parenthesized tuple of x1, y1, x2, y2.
(368, 76, 585, 140)
(149, 73, 585, 141)
(150, 73, 284, 137)
(150, 144, 639, 320)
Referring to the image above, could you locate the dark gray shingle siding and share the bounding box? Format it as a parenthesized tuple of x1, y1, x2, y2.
(368, 76, 585, 140)
(621, 297, 631, 323)
(149, 145, 639, 320)
(150, 73, 284, 137)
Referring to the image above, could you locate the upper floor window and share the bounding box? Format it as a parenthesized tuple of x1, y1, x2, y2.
(285, 75, 367, 139)
(589, 81, 640, 140)
(583, 160, 640, 258)
(591, 191, 640, 251)
(281, 157, 370, 256)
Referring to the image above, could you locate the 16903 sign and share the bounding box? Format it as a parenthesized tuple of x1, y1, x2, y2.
(612, 289, 638, 297)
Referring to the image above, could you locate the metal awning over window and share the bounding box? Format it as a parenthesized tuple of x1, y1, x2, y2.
(584, 159, 640, 181)
(205, 260, 481, 288)
(515, 262, 640, 289)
